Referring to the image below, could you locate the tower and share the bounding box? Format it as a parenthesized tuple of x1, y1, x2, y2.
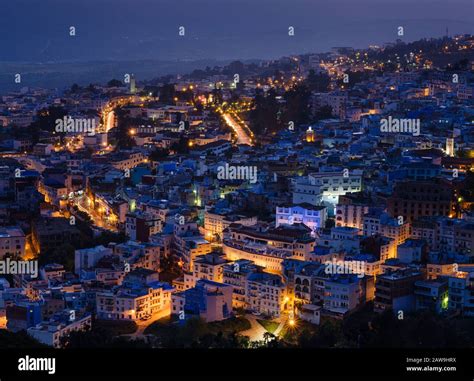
(130, 74, 136, 94)
(446, 137, 454, 157)
(306, 126, 315, 143)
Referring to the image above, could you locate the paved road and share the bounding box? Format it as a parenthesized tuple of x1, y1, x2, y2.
(240, 314, 287, 341)
(240, 315, 267, 341)
(105, 110, 115, 133)
(75, 196, 118, 232)
(123, 307, 171, 340)
(222, 112, 253, 146)
(273, 317, 287, 337)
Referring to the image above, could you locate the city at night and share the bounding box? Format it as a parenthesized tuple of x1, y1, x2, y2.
(0, 0, 473, 379)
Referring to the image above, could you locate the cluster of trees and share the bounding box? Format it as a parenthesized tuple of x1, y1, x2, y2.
(7, 308, 474, 349)
(59, 316, 252, 349)
(107, 79, 124, 88)
(184, 60, 282, 82)
(446, 58, 470, 71)
(282, 85, 312, 126)
(68, 83, 101, 95)
(143, 317, 252, 348)
(459, 170, 474, 210)
(159, 254, 182, 283)
(0, 330, 47, 349)
(26, 106, 67, 143)
(292, 309, 474, 348)
(306, 69, 330, 92)
(112, 108, 137, 150)
(149, 136, 190, 159)
(350, 310, 474, 348)
(249, 88, 282, 135)
(62, 327, 149, 349)
(38, 230, 127, 272)
(336, 70, 372, 89)
(249, 69, 334, 137)
(249, 85, 313, 136)
(361, 36, 471, 72)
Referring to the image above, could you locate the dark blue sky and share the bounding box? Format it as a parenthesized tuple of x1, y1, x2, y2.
(0, 0, 473, 62)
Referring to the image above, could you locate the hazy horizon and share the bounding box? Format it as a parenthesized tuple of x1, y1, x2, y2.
(1, 0, 473, 63)
(0, 0, 472, 91)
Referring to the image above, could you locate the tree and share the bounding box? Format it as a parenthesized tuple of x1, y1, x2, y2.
(70, 83, 81, 93)
(283, 84, 311, 125)
(39, 243, 76, 271)
(0, 330, 47, 348)
(223, 61, 245, 76)
(176, 318, 209, 347)
(31, 106, 68, 133)
(314, 105, 333, 120)
(86, 84, 100, 94)
(249, 88, 281, 135)
(107, 79, 123, 87)
(160, 254, 182, 280)
(170, 136, 190, 154)
(149, 148, 170, 161)
(298, 320, 343, 348)
(336, 70, 370, 88)
(325, 218, 335, 229)
(306, 70, 330, 92)
(63, 327, 150, 348)
(263, 331, 275, 345)
(92, 231, 128, 247)
(159, 84, 176, 104)
(113, 108, 136, 150)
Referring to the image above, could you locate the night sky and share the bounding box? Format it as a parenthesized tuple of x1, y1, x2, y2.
(1, 0, 473, 62)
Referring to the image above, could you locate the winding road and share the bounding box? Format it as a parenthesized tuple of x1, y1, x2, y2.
(222, 112, 253, 146)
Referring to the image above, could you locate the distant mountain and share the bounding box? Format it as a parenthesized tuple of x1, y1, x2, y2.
(0, 59, 232, 92)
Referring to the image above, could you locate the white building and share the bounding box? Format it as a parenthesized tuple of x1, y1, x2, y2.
(315, 92, 348, 119)
(223, 260, 261, 309)
(276, 203, 327, 232)
(27, 312, 91, 348)
(447, 266, 474, 316)
(125, 211, 162, 242)
(293, 170, 362, 213)
(397, 239, 425, 264)
(292, 177, 322, 206)
(0, 226, 26, 259)
(363, 211, 410, 246)
(96, 281, 173, 321)
(246, 272, 288, 318)
(310, 170, 362, 208)
(184, 252, 230, 289)
(324, 275, 369, 316)
(336, 193, 372, 230)
(297, 303, 321, 325)
(172, 280, 233, 323)
(204, 209, 257, 240)
(74, 245, 112, 274)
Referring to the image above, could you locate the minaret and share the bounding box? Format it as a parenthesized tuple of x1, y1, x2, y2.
(306, 126, 315, 143)
(130, 74, 136, 94)
(446, 136, 454, 157)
